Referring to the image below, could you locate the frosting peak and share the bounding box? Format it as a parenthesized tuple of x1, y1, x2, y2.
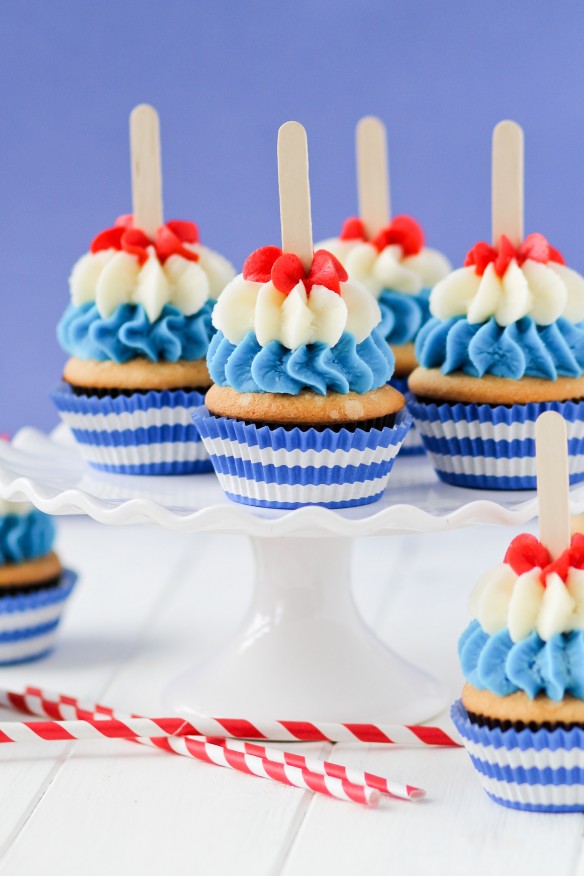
(431, 235, 584, 327)
(69, 215, 235, 323)
(340, 215, 425, 256)
(243, 247, 348, 296)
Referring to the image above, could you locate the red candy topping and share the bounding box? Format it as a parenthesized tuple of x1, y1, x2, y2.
(339, 215, 425, 256)
(242, 247, 348, 296)
(504, 532, 584, 585)
(465, 233, 565, 278)
(90, 215, 200, 265)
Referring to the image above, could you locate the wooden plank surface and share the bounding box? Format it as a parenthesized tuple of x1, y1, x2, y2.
(0, 518, 581, 874)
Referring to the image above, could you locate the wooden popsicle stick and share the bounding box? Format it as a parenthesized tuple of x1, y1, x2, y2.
(535, 411, 571, 560)
(492, 120, 524, 248)
(356, 116, 390, 238)
(130, 104, 163, 238)
(277, 121, 313, 271)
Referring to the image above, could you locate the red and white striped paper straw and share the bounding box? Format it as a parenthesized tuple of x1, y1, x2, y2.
(10, 687, 427, 801)
(6, 688, 460, 747)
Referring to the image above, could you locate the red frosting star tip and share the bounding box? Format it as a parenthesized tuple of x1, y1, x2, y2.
(504, 532, 584, 586)
(242, 246, 347, 296)
(338, 214, 425, 256)
(89, 216, 200, 265)
(465, 233, 565, 277)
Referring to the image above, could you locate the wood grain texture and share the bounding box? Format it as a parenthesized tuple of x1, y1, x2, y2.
(0, 520, 582, 875)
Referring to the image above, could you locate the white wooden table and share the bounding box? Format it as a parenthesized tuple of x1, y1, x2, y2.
(0, 516, 580, 875)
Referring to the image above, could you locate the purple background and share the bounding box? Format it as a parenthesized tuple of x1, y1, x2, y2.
(2, 1, 584, 434)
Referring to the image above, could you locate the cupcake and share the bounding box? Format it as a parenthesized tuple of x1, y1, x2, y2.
(408, 233, 584, 488)
(193, 242, 411, 509)
(452, 530, 584, 811)
(0, 499, 76, 664)
(53, 214, 235, 474)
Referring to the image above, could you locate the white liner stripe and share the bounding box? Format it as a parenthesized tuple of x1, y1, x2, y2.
(427, 450, 584, 478)
(0, 602, 65, 634)
(479, 773, 584, 807)
(216, 471, 388, 503)
(61, 407, 196, 431)
(464, 737, 584, 771)
(64, 438, 209, 467)
(0, 631, 58, 662)
(415, 418, 584, 443)
(201, 435, 401, 469)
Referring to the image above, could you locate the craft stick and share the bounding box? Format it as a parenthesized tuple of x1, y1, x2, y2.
(1, 688, 425, 801)
(492, 120, 524, 248)
(130, 104, 163, 238)
(535, 411, 571, 559)
(356, 116, 390, 238)
(277, 121, 313, 270)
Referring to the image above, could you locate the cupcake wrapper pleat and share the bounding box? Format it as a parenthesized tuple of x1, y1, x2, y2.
(0, 569, 77, 665)
(192, 406, 412, 509)
(389, 377, 425, 456)
(452, 699, 584, 812)
(407, 395, 584, 489)
(51, 384, 213, 475)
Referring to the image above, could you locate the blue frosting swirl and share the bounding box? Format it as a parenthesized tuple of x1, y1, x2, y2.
(459, 619, 584, 701)
(207, 329, 394, 395)
(378, 288, 431, 345)
(57, 300, 215, 363)
(0, 511, 56, 565)
(416, 315, 584, 380)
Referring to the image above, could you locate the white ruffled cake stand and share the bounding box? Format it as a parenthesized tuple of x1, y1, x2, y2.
(2, 424, 583, 726)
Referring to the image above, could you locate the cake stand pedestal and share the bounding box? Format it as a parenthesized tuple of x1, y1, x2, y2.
(2, 425, 582, 727)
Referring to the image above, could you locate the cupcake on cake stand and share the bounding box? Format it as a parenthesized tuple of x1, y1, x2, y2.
(3, 120, 584, 730)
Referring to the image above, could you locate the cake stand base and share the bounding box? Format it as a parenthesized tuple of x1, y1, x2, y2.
(164, 535, 445, 728)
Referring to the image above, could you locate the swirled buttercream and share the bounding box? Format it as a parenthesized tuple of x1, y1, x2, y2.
(58, 300, 214, 364)
(459, 620, 584, 701)
(207, 328, 393, 395)
(415, 315, 584, 379)
(0, 509, 56, 565)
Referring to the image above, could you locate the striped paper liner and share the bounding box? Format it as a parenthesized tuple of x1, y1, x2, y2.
(52, 384, 213, 476)
(390, 377, 424, 456)
(192, 406, 412, 509)
(406, 394, 584, 489)
(452, 699, 584, 812)
(0, 570, 77, 665)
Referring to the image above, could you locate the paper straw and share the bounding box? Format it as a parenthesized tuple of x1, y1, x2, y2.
(13, 687, 425, 801)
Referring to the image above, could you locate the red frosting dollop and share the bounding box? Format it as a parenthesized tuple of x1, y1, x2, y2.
(242, 247, 348, 296)
(504, 532, 584, 585)
(90, 215, 200, 266)
(464, 233, 565, 278)
(339, 215, 425, 256)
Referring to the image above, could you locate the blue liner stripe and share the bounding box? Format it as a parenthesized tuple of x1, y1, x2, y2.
(90, 459, 213, 475)
(208, 455, 395, 486)
(0, 570, 77, 614)
(69, 424, 203, 447)
(51, 384, 207, 415)
(437, 472, 552, 490)
(468, 754, 584, 786)
(451, 700, 584, 752)
(0, 648, 55, 668)
(0, 618, 60, 643)
(485, 792, 584, 813)
(223, 491, 385, 510)
(418, 435, 584, 459)
(409, 396, 584, 426)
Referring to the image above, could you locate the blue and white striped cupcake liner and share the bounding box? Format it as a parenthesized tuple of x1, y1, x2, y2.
(52, 384, 213, 476)
(452, 699, 584, 812)
(406, 395, 584, 489)
(192, 406, 412, 509)
(0, 569, 77, 665)
(390, 377, 424, 456)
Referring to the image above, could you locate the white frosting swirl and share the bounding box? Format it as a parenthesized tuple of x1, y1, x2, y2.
(470, 562, 584, 642)
(69, 244, 235, 323)
(431, 260, 584, 326)
(212, 274, 381, 349)
(0, 498, 31, 516)
(317, 238, 451, 299)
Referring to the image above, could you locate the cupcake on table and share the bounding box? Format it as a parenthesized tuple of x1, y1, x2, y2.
(193, 122, 411, 509)
(453, 412, 584, 811)
(0, 498, 76, 664)
(408, 121, 584, 489)
(318, 117, 451, 454)
(53, 105, 235, 476)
